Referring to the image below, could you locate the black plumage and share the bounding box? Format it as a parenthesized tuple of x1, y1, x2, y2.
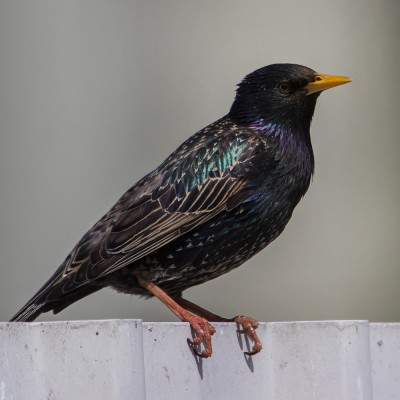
(10, 64, 351, 356)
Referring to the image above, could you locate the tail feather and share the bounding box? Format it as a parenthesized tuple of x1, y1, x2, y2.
(10, 284, 103, 322)
(10, 302, 48, 322)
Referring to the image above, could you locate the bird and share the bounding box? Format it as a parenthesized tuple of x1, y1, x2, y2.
(10, 64, 352, 358)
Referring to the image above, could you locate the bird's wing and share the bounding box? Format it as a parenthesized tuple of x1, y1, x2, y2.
(62, 129, 264, 284)
(14, 128, 267, 314)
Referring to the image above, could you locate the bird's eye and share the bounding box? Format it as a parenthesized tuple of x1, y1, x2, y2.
(278, 82, 291, 94)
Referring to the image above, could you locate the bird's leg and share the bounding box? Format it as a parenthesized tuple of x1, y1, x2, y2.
(173, 297, 229, 321)
(135, 275, 216, 358)
(174, 297, 262, 356)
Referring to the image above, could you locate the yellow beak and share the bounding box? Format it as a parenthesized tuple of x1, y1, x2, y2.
(305, 73, 353, 95)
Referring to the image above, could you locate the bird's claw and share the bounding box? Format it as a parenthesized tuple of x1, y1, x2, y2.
(187, 316, 216, 358)
(234, 315, 263, 356)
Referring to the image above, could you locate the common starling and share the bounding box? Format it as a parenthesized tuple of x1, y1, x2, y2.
(10, 64, 352, 357)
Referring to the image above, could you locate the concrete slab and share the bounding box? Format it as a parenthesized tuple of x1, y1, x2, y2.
(2, 320, 399, 399)
(0, 320, 145, 400)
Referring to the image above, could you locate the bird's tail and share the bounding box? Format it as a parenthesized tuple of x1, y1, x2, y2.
(10, 283, 103, 322)
(9, 273, 59, 322)
(10, 301, 48, 322)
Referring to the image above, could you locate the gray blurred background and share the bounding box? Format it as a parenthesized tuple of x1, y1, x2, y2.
(1, 0, 399, 323)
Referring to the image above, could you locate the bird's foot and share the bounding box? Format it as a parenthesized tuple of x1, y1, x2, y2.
(172, 296, 263, 356)
(186, 315, 216, 358)
(234, 315, 262, 355)
(135, 275, 217, 358)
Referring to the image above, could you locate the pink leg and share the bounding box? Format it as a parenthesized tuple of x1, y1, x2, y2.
(136, 275, 216, 358)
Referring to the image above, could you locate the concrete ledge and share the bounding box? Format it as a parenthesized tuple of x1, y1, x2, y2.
(0, 320, 145, 399)
(370, 323, 400, 400)
(1, 320, 399, 399)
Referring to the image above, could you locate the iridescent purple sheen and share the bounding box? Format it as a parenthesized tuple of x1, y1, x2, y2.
(249, 119, 314, 173)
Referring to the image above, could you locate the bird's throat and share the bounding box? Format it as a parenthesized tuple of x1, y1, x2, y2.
(250, 119, 315, 176)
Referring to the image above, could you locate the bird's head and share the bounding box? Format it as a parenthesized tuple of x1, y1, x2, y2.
(229, 63, 352, 134)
